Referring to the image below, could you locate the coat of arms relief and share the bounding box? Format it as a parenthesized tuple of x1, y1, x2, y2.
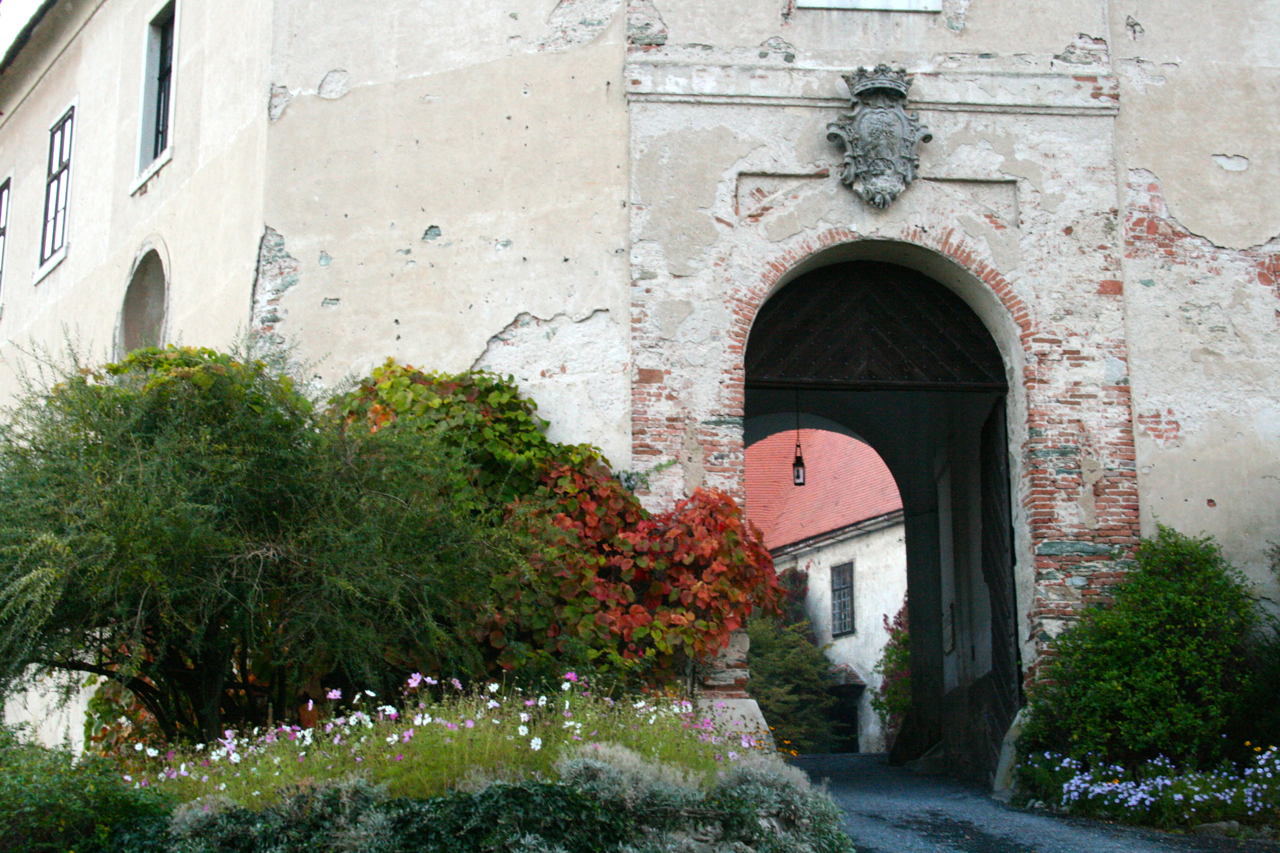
(827, 65, 932, 210)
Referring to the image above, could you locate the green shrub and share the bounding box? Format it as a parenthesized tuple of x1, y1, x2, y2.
(746, 616, 840, 754)
(1021, 526, 1259, 768)
(0, 346, 520, 741)
(0, 723, 173, 853)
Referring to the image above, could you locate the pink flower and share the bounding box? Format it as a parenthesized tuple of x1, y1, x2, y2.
(395, 754, 404, 761)
(564, 671, 578, 683)
(402, 729, 414, 742)
(407, 672, 423, 688)
(464, 719, 475, 729)
(327, 688, 342, 700)
(450, 678, 463, 690)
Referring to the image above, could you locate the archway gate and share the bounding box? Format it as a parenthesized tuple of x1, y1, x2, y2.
(745, 260, 1019, 780)
(628, 231, 1142, 784)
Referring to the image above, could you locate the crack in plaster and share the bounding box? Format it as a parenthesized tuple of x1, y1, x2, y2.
(1130, 169, 1280, 252)
(470, 308, 612, 370)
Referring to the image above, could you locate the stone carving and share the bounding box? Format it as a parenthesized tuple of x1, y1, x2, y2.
(827, 65, 932, 209)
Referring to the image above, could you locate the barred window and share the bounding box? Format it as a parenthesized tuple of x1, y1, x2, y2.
(832, 562, 854, 636)
(41, 108, 73, 266)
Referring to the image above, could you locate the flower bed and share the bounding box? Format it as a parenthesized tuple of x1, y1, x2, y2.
(1019, 747, 1280, 829)
(2, 674, 856, 852)
(121, 674, 769, 804)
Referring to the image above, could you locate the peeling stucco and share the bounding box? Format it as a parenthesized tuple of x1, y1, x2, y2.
(539, 0, 623, 51)
(627, 0, 668, 46)
(317, 69, 351, 99)
(268, 84, 293, 121)
(250, 227, 301, 343)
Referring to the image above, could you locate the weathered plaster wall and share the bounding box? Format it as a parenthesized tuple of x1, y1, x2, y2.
(626, 27, 1136, 673)
(1109, 2, 1280, 606)
(773, 516, 908, 753)
(0, 0, 270, 396)
(260, 0, 634, 464)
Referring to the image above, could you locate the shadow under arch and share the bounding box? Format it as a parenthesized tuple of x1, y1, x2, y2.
(745, 252, 1022, 785)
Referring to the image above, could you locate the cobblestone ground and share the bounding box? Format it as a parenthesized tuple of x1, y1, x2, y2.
(795, 754, 1280, 853)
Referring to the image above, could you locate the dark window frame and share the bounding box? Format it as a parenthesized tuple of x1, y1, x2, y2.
(0, 178, 10, 301)
(831, 561, 855, 636)
(151, 6, 174, 160)
(41, 107, 73, 266)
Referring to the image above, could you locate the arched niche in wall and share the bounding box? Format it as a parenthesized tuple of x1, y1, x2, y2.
(119, 246, 168, 354)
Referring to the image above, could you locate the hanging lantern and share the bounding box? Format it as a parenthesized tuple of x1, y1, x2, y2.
(792, 390, 806, 486)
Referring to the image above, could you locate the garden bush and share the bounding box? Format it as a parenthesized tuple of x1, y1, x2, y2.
(0, 723, 173, 853)
(0, 346, 519, 741)
(1017, 526, 1280, 828)
(335, 360, 784, 684)
(1020, 526, 1260, 769)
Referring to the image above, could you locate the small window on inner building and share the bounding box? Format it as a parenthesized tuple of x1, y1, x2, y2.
(41, 108, 73, 266)
(139, 3, 175, 172)
(832, 562, 854, 636)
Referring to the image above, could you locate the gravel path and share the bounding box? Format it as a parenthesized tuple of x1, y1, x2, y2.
(794, 754, 1280, 853)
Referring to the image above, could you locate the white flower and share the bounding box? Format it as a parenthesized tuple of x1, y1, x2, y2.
(134, 743, 144, 752)
(537, 695, 547, 707)
(146, 747, 159, 758)
(229, 753, 241, 764)
(561, 682, 571, 691)
(487, 682, 500, 693)
(487, 699, 500, 709)
(365, 690, 376, 697)
(530, 737, 542, 751)
(519, 725, 529, 736)
(520, 713, 530, 723)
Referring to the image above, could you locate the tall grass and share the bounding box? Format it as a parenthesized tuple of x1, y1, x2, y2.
(116, 675, 770, 807)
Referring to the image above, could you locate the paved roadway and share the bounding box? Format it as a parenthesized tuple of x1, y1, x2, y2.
(794, 754, 1280, 853)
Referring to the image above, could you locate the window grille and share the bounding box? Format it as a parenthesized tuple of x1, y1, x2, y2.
(832, 562, 854, 636)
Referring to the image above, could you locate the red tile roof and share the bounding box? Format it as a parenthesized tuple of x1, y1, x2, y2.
(745, 430, 902, 550)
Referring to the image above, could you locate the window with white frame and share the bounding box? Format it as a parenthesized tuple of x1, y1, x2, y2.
(139, 3, 175, 172)
(41, 107, 73, 266)
(832, 562, 854, 636)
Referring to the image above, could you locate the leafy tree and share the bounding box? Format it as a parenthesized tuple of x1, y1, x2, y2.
(0, 347, 517, 741)
(746, 615, 840, 755)
(1021, 526, 1259, 768)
